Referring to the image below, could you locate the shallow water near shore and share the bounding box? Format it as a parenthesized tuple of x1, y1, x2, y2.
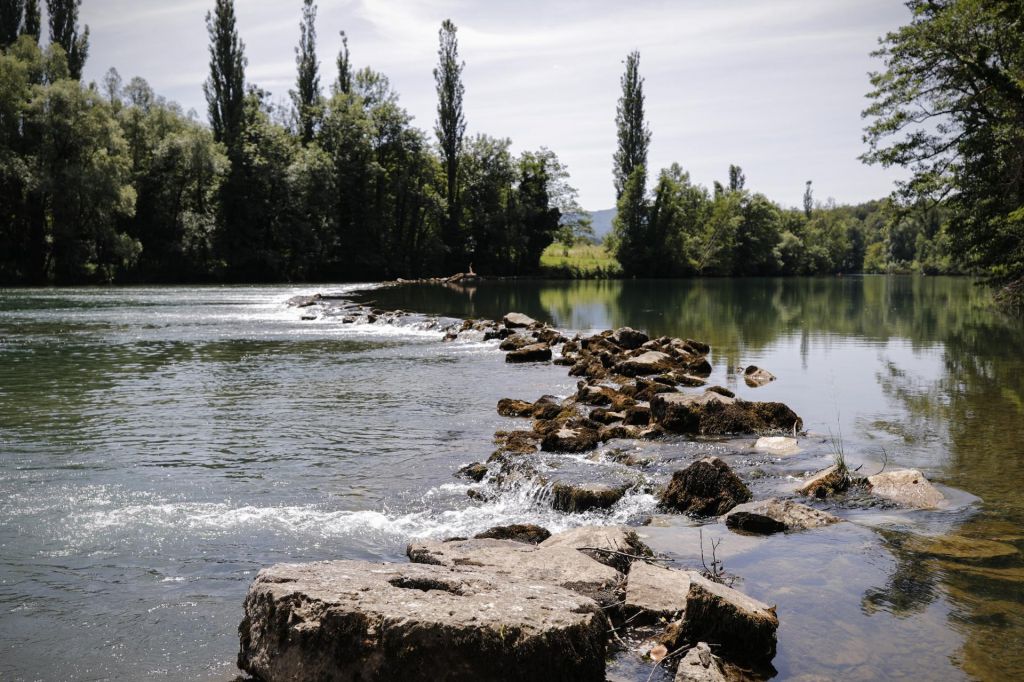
(1, 277, 1022, 681)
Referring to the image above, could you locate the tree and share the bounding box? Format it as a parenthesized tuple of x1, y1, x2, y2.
(335, 30, 351, 95)
(803, 180, 813, 218)
(20, 0, 36, 41)
(46, 0, 88, 80)
(203, 0, 246, 148)
(612, 165, 649, 275)
(291, 0, 320, 144)
(728, 164, 746, 192)
(613, 51, 650, 200)
(434, 19, 466, 270)
(862, 0, 1024, 303)
(0, 0, 24, 47)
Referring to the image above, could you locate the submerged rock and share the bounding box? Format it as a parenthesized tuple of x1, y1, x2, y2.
(237, 560, 606, 682)
(406, 537, 621, 607)
(867, 469, 945, 509)
(743, 365, 776, 387)
(505, 343, 552, 363)
(503, 312, 539, 329)
(659, 457, 752, 516)
(474, 523, 551, 544)
(753, 436, 799, 455)
(723, 498, 840, 534)
(650, 391, 802, 435)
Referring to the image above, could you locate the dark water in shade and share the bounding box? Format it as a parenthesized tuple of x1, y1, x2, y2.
(1, 277, 1022, 681)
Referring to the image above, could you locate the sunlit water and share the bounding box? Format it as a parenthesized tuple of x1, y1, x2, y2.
(1, 278, 1022, 681)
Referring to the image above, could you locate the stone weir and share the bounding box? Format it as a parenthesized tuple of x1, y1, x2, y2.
(241, 296, 947, 680)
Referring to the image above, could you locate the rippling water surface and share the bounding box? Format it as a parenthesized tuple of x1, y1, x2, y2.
(1, 279, 1022, 681)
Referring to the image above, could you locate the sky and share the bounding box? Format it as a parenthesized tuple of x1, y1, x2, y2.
(79, 0, 910, 211)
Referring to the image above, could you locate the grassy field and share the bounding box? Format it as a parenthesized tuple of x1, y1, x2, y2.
(540, 242, 621, 278)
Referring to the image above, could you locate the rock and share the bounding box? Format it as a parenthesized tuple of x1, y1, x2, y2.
(616, 351, 676, 377)
(497, 398, 535, 417)
(753, 436, 799, 455)
(474, 523, 551, 544)
(540, 526, 653, 572)
(867, 469, 945, 509)
(651, 391, 802, 435)
(743, 365, 776, 387)
(406, 537, 621, 607)
(589, 408, 625, 425)
(798, 465, 849, 498)
(541, 425, 601, 453)
(576, 384, 619, 406)
(623, 405, 651, 426)
(705, 385, 735, 398)
(903, 534, 1019, 560)
(551, 481, 629, 513)
(674, 642, 730, 682)
(238, 560, 607, 682)
(624, 562, 690, 620)
(491, 430, 541, 455)
(659, 457, 752, 516)
(286, 293, 321, 307)
(723, 498, 840, 534)
(612, 327, 650, 350)
(506, 343, 552, 363)
(685, 338, 710, 355)
(669, 572, 778, 666)
(531, 398, 565, 420)
(457, 462, 488, 482)
(499, 334, 533, 351)
(533, 328, 567, 345)
(503, 312, 539, 329)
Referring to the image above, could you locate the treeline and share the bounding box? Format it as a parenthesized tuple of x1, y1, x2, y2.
(0, 0, 581, 284)
(606, 52, 957, 278)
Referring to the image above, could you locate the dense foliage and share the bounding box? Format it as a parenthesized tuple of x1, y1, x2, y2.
(608, 48, 962, 278)
(0, 2, 572, 284)
(862, 0, 1024, 304)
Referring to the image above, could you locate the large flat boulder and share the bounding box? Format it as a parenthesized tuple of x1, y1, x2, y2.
(723, 498, 840, 534)
(238, 560, 606, 682)
(539, 525, 653, 572)
(651, 391, 802, 435)
(867, 469, 945, 509)
(406, 537, 620, 606)
(659, 457, 752, 516)
(623, 562, 690, 619)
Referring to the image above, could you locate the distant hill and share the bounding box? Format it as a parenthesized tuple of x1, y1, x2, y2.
(587, 208, 616, 243)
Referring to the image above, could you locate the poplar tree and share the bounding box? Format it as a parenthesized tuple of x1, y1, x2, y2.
(0, 0, 23, 47)
(21, 0, 37, 40)
(203, 0, 246, 148)
(613, 51, 650, 200)
(46, 0, 89, 79)
(335, 30, 351, 95)
(434, 19, 466, 270)
(291, 0, 320, 144)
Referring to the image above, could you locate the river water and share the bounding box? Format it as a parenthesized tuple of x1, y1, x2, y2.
(0, 278, 1021, 681)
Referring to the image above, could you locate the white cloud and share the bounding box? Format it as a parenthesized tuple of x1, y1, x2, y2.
(80, 0, 908, 210)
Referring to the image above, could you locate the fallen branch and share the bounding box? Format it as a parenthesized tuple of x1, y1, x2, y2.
(579, 547, 673, 564)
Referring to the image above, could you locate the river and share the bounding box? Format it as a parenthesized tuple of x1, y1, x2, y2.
(0, 277, 1021, 680)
